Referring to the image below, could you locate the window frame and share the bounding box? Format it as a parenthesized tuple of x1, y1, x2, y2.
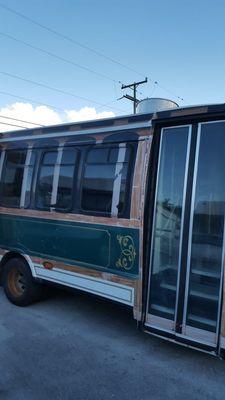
(35, 146, 79, 213)
(79, 142, 135, 218)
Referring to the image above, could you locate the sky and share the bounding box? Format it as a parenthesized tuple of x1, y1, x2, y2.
(0, 0, 225, 131)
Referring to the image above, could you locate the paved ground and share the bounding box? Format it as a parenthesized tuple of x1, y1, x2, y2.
(0, 286, 225, 400)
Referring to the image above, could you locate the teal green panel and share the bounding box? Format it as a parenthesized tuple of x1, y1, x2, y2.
(0, 214, 139, 277)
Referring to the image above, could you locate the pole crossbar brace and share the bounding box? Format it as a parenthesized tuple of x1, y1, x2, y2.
(121, 77, 148, 114)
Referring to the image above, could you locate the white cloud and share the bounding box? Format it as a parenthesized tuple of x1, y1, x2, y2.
(65, 106, 115, 122)
(0, 102, 115, 132)
(0, 102, 62, 132)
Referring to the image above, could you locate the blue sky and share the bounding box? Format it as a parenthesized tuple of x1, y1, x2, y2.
(0, 0, 224, 129)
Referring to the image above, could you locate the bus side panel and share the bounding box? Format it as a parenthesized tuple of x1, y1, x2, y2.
(0, 213, 139, 277)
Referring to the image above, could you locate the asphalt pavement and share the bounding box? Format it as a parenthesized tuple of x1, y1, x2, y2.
(0, 286, 225, 400)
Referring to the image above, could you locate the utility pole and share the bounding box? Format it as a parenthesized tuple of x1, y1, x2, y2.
(120, 77, 148, 114)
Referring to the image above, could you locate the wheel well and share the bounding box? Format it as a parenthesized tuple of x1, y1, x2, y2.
(0, 252, 27, 283)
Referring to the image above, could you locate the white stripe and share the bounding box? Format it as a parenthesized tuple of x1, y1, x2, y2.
(0, 150, 5, 180)
(111, 144, 126, 217)
(35, 265, 134, 306)
(51, 146, 64, 206)
(0, 121, 151, 143)
(20, 146, 33, 208)
(220, 336, 225, 349)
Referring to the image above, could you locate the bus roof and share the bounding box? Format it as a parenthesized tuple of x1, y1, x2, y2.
(0, 111, 154, 141)
(1, 102, 225, 143)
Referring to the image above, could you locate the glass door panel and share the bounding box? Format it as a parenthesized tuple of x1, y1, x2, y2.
(184, 122, 225, 339)
(147, 126, 190, 328)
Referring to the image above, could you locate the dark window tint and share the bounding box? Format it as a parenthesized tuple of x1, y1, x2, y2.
(61, 149, 77, 165)
(36, 148, 77, 210)
(43, 151, 57, 165)
(56, 166, 74, 209)
(1, 150, 27, 207)
(24, 165, 35, 207)
(36, 165, 55, 209)
(87, 148, 108, 164)
(6, 151, 27, 165)
(81, 145, 130, 214)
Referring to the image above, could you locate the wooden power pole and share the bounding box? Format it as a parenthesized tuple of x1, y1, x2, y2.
(121, 78, 148, 114)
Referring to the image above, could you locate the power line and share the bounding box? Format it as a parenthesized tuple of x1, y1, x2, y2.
(0, 4, 185, 103)
(0, 31, 117, 83)
(0, 89, 66, 112)
(0, 120, 28, 130)
(0, 32, 132, 111)
(0, 71, 126, 113)
(155, 82, 184, 102)
(0, 89, 130, 118)
(0, 2, 146, 79)
(0, 114, 43, 127)
(0, 31, 143, 102)
(95, 99, 124, 112)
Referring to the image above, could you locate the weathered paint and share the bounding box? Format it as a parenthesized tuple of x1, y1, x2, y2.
(0, 213, 139, 277)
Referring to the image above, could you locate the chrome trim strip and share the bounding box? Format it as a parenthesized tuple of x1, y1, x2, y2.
(174, 126, 192, 324)
(145, 314, 174, 331)
(184, 326, 216, 345)
(0, 121, 151, 143)
(111, 143, 126, 217)
(20, 145, 33, 208)
(182, 124, 201, 330)
(51, 145, 64, 206)
(0, 150, 5, 180)
(220, 336, 225, 349)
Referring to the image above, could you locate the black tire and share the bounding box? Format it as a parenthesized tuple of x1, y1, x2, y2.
(2, 257, 43, 306)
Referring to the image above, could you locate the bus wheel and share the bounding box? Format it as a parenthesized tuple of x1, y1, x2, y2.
(2, 257, 43, 306)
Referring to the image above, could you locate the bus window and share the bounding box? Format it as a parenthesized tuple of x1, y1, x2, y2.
(56, 149, 78, 210)
(1, 150, 27, 207)
(36, 151, 57, 209)
(21, 150, 36, 208)
(81, 145, 131, 216)
(36, 148, 77, 211)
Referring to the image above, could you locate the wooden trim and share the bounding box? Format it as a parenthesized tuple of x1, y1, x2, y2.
(220, 272, 225, 338)
(0, 207, 141, 228)
(131, 137, 153, 320)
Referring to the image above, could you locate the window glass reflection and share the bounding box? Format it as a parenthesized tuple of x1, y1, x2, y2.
(1, 150, 27, 207)
(186, 122, 225, 332)
(149, 127, 189, 320)
(81, 146, 130, 214)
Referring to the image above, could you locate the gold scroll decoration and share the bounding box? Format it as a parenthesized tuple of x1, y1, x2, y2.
(116, 234, 136, 271)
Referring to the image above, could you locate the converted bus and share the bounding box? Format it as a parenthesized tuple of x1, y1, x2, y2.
(1, 98, 225, 357)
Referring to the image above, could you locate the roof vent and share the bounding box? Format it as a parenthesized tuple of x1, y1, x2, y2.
(137, 97, 179, 114)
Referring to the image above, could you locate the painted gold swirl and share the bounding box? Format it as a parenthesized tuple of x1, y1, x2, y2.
(116, 234, 136, 271)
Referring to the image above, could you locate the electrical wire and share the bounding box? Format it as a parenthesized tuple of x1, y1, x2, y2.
(0, 114, 43, 127)
(0, 31, 117, 83)
(0, 89, 130, 121)
(0, 31, 144, 101)
(0, 71, 126, 113)
(0, 3, 185, 102)
(0, 89, 66, 112)
(0, 2, 146, 79)
(155, 82, 184, 102)
(0, 120, 28, 130)
(0, 3, 185, 104)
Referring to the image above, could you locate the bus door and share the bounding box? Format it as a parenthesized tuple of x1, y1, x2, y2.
(145, 121, 225, 348)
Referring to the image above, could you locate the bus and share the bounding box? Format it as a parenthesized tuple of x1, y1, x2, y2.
(0, 98, 225, 357)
